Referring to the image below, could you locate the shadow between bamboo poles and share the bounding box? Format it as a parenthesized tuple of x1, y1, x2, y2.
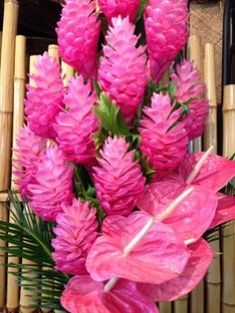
(19, 55, 39, 313)
(6, 35, 26, 313)
(203, 43, 221, 313)
(0, 0, 19, 310)
(222, 84, 235, 313)
(187, 34, 203, 154)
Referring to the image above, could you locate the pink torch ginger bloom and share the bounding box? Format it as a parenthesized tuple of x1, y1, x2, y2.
(61, 275, 159, 313)
(139, 93, 189, 171)
(52, 198, 98, 275)
(144, 0, 189, 82)
(56, 0, 101, 79)
(138, 239, 214, 301)
(14, 126, 46, 199)
(28, 146, 74, 221)
(25, 53, 64, 139)
(98, 0, 140, 23)
(55, 77, 99, 165)
(86, 212, 190, 284)
(98, 16, 148, 124)
(93, 136, 146, 216)
(171, 60, 209, 140)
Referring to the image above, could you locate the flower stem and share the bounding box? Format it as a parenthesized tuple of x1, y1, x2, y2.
(186, 146, 214, 185)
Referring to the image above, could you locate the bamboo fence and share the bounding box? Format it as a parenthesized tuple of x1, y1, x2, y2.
(0, 1, 234, 313)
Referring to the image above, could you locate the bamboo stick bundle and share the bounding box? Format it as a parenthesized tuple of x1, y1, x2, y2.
(187, 34, 203, 154)
(203, 43, 220, 313)
(222, 84, 235, 313)
(5, 35, 26, 313)
(19, 55, 39, 313)
(0, 0, 19, 310)
(61, 61, 74, 87)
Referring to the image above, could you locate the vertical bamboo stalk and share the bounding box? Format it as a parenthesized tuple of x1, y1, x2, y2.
(0, 0, 19, 310)
(48, 44, 59, 62)
(0, 32, 3, 72)
(187, 34, 203, 153)
(159, 302, 172, 313)
(174, 295, 188, 313)
(6, 35, 26, 312)
(222, 85, 235, 313)
(61, 61, 74, 87)
(19, 55, 39, 313)
(203, 43, 220, 313)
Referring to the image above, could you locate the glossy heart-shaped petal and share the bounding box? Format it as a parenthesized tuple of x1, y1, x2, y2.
(180, 153, 235, 191)
(138, 183, 218, 241)
(210, 194, 235, 229)
(61, 275, 159, 313)
(86, 212, 190, 284)
(138, 239, 214, 301)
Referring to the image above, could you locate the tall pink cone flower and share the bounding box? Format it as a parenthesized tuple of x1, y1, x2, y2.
(139, 93, 188, 171)
(93, 136, 146, 216)
(55, 77, 99, 165)
(25, 53, 64, 139)
(98, 0, 140, 23)
(56, 0, 101, 79)
(98, 16, 148, 123)
(61, 275, 159, 313)
(52, 198, 98, 275)
(28, 146, 74, 221)
(14, 126, 46, 199)
(144, 0, 189, 82)
(171, 60, 209, 139)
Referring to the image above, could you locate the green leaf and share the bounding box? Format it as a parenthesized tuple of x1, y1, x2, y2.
(95, 93, 130, 136)
(0, 193, 69, 310)
(137, 0, 147, 21)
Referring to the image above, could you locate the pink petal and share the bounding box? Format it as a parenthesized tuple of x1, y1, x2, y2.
(138, 182, 218, 241)
(61, 275, 159, 313)
(138, 239, 214, 301)
(210, 194, 235, 229)
(180, 153, 235, 191)
(86, 212, 190, 284)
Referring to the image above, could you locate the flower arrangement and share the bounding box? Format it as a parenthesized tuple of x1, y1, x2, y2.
(1, 0, 235, 312)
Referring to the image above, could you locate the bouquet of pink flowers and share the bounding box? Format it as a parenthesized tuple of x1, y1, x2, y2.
(3, 0, 235, 312)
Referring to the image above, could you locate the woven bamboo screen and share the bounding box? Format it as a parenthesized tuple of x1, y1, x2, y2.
(0, 1, 234, 313)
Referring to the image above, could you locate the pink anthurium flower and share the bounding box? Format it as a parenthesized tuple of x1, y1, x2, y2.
(61, 275, 159, 313)
(210, 194, 235, 229)
(86, 212, 190, 284)
(138, 239, 214, 302)
(137, 182, 218, 241)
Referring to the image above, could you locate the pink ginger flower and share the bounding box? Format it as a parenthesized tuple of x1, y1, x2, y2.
(171, 60, 209, 139)
(93, 136, 146, 216)
(55, 77, 99, 165)
(61, 275, 159, 313)
(139, 93, 188, 171)
(25, 53, 64, 139)
(52, 198, 98, 275)
(171, 60, 205, 102)
(144, 0, 189, 82)
(86, 212, 190, 284)
(98, 16, 148, 124)
(56, 0, 101, 79)
(98, 0, 140, 23)
(14, 126, 46, 199)
(28, 146, 74, 221)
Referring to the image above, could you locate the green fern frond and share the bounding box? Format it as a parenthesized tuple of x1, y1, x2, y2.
(0, 193, 69, 310)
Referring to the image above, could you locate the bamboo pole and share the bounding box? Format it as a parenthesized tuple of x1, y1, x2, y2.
(48, 44, 59, 62)
(159, 303, 172, 313)
(0, 32, 3, 72)
(222, 84, 235, 313)
(174, 295, 188, 313)
(6, 35, 26, 313)
(0, 0, 19, 310)
(61, 61, 74, 87)
(19, 55, 39, 313)
(203, 43, 220, 313)
(187, 34, 203, 153)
